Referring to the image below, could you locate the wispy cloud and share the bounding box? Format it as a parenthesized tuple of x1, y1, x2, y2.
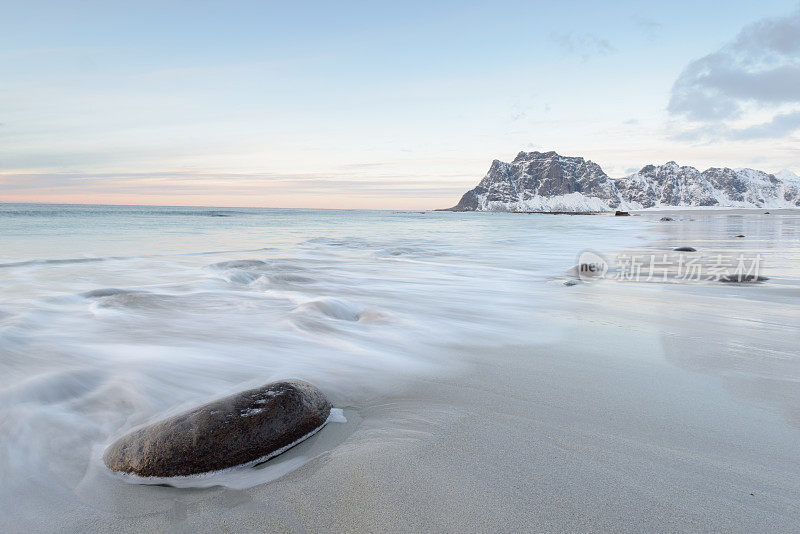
(728, 110, 800, 140)
(669, 7, 800, 140)
(631, 14, 662, 41)
(550, 32, 615, 61)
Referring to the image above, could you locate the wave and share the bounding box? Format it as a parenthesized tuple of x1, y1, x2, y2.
(0, 257, 111, 268)
(302, 237, 377, 249)
(1, 368, 107, 405)
(0, 247, 275, 270)
(208, 260, 270, 270)
(292, 297, 363, 322)
(81, 288, 143, 298)
(0, 207, 245, 217)
(208, 258, 319, 287)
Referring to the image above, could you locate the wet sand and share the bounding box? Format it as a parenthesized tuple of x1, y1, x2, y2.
(251, 212, 800, 532)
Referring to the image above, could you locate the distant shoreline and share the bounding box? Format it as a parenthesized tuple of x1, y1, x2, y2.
(438, 207, 799, 214)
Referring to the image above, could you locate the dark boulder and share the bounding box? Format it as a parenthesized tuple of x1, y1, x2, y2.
(673, 247, 697, 252)
(735, 234, 745, 238)
(660, 217, 674, 221)
(614, 211, 630, 216)
(104, 379, 331, 478)
(718, 274, 768, 283)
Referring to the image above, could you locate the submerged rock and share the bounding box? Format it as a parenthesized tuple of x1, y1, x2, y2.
(104, 379, 331, 478)
(673, 246, 697, 252)
(718, 274, 768, 283)
(615, 211, 630, 216)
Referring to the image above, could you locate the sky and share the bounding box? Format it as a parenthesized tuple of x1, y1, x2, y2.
(1, 0, 799, 209)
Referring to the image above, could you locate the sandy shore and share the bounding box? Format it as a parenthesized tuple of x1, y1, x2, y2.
(8, 210, 800, 533)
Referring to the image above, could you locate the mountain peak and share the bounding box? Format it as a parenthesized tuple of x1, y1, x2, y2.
(446, 150, 800, 212)
(511, 150, 589, 166)
(513, 150, 562, 162)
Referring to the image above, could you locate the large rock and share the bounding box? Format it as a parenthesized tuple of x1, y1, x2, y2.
(104, 379, 331, 477)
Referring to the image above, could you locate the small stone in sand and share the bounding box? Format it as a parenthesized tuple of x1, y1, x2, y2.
(718, 274, 768, 283)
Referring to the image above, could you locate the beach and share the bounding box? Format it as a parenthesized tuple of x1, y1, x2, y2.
(1, 206, 799, 532)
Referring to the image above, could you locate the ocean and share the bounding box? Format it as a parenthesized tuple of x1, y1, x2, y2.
(0, 204, 644, 502)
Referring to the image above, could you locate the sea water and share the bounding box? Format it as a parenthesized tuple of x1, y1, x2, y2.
(0, 203, 659, 514)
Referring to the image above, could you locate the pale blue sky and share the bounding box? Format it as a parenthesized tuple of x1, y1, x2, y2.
(1, 1, 798, 207)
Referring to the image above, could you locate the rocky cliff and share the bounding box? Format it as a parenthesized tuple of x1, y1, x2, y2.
(447, 151, 800, 212)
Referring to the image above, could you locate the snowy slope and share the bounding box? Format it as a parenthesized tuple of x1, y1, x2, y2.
(775, 169, 800, 185)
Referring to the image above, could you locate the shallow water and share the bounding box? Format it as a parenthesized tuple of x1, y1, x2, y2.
(0, 204, 646, 513)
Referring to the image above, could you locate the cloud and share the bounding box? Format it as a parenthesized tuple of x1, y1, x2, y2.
(672, 110, 800, 141)
(728, 110, 800, 140)
(510, 101, 529, 121)
(631, 14, 662, 41)
(668, 8, 800, 139)
(550, 32, 615, 61)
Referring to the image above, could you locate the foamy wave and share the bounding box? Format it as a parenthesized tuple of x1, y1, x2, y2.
(293, 297, 363, 321)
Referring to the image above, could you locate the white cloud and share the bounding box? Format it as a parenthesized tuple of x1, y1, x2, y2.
(668, 7, 800, 140)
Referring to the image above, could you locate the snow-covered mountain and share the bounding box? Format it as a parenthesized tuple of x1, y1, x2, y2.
(446, 151, 800, 212)
(775, 169, 800, 185)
